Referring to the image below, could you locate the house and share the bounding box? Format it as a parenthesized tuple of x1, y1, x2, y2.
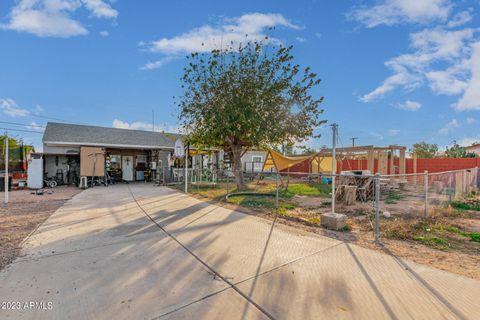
(467, 144, 480, 156)
(41, 122, 264, 185)
(43, 122, 225, 185)
(241, 150, 267, 173)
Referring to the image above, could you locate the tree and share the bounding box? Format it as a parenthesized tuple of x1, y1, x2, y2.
(178, 40, 324, 189)
(282, 142, 295, 156)
(296, 146, 317, 155)
(445, 143, 476, 158)
(0, 135, 34, 171)
(410, 142, 438, 158)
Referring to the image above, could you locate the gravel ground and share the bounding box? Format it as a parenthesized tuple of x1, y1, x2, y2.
(0, 186, 82, 270)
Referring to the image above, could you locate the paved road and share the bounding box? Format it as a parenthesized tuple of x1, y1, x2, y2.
(0, 184, 479, 319)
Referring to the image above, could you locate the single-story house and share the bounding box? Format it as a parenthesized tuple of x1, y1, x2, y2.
(467, 144, 480, 156)
(241, 150, 267, 173)
(42, 122, 221, 184)
(41, 122, 266, 185)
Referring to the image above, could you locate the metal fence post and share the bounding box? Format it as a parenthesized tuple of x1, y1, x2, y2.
(226, 171, 229, 195)
(374, 173, 381, 244)
(448, 173, 453, 203)
(184, 149, 188, 193)
(424, 170, 428, 218)
(4, 134, 9, 204)
(275, 172, 279, 214)
(474, 167, 478, 193)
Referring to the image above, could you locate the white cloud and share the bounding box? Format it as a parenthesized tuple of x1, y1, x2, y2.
(141, 13, 302, 55)
(388, 129, 400, 136)
(82, 0, 118, 19)
(369, 132, 384, 140)
(348, 0, 451, 28)
(455, 41, 480, 110)
(140, 56, 176, 70)
(438, 119, 459, 135)
(27, 121, 44, 132)
(447, 10, 473, 28)
(458, 137, 480, 147)
(99, 30, 109, 37)
(295, 37, 306, 43)
(315, 32, 322, 39)
(397, 100, 422, 111)
(425, 67, 469, 95)
(361, 68, 421, 102)
(361, 27, 478, 103)
(2, 0, 118, 38)
(0, 98, 30, 117)
(34, 104, 44, 114)
(112, 119, 180, 133)
(466, 117, 476, 124)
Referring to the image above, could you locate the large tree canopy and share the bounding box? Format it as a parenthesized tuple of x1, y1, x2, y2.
(178, 40, 325, 189)
(445, 143, 476, 158)
(410, 141, 439, 158)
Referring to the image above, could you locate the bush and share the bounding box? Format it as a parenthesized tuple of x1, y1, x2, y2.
(451, 201, 480, 211)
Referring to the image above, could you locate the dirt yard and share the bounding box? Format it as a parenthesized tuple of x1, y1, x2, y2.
(0, 186, 82, 270)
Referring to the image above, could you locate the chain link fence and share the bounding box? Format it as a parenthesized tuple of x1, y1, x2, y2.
(159, 166, 480, 243)
(377, 168, 479, 218)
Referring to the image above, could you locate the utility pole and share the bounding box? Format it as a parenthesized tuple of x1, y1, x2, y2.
(331, 124, 338, 214)
(350, 137, 358, 147)
(4, 132, 8, 204)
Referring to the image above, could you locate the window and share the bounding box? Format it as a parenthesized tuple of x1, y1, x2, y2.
(136, 155, 147, 164)
(109, 155, 121, 170)
(251, 155, 263, 172)
(252, 156, 263, 163)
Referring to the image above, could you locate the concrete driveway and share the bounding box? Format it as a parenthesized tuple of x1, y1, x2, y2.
(0, 184, 479, 320)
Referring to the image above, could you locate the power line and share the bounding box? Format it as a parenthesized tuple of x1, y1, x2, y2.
(0, 121, 45, 129)
(29, 113, 76, 123)
(1, 127, 43, 134)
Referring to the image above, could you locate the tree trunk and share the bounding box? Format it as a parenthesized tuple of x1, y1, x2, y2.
(231, 145, 246, 190)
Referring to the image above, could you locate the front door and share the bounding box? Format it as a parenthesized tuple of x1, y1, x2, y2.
(122, 156, 134, 181)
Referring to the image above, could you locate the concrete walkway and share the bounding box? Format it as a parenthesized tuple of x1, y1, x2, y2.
(0, 184, 479, 320)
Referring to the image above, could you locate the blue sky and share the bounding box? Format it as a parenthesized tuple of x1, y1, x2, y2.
(1, 0, 479, 151)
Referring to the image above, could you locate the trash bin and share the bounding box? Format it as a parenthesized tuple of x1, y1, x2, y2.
(0, 176, 12, 192)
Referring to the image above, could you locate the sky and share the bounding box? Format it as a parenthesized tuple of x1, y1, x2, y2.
(1, 0, 480, 152)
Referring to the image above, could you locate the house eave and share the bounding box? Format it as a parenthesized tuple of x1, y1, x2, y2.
(43, 141, 173, 150)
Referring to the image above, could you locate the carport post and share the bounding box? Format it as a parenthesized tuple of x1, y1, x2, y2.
(4, 133, 8, 204)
